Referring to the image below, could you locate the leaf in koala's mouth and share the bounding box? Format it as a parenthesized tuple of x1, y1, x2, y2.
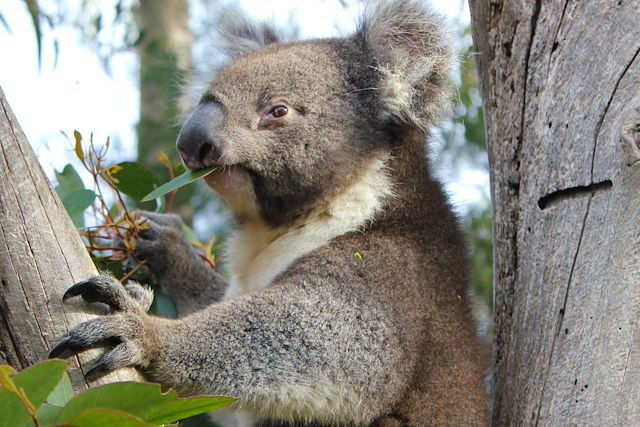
(141, 167, 217, 202)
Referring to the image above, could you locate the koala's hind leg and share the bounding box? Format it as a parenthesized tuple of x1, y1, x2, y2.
(132, 212, 228, 316)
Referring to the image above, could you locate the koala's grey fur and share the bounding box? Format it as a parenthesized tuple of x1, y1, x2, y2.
(50, 1, 489, 425)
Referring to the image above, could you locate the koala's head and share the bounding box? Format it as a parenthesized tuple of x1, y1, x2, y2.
(177, 0, 452, 226)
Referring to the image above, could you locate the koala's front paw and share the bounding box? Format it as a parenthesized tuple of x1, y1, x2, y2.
(49, 274, 157, 379)
(133, 211, 190, 277)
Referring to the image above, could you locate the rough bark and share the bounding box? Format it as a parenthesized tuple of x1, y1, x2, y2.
(0, 85, 143, 390)
(470, 0, 640, 425)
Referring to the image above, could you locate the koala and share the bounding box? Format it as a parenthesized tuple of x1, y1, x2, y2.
(49, 1, 488, 426)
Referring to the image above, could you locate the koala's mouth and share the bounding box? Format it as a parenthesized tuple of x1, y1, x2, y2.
(202, 164, 261, 219)
(203, 164, 252, 194)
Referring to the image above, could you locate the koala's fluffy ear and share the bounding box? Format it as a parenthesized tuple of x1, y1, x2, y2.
(218, 14, 279, 57)
(356, 0, 453, 129)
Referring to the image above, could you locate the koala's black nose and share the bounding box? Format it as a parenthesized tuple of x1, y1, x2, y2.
(176, 102, 221, 170)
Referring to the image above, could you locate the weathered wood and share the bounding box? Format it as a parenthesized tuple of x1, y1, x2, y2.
(470, 0, 640, 425)
(0, 85, 143, 389)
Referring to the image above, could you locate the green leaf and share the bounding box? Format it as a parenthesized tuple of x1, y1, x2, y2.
(108, 162, 159, 202)
(92, 257, 124, 278)
(108, 203, 121, 220)
(54, 164, 85, 199)
(150, 287, 177, 318)
(45, 372, 73, 406)
(0, 360, 68, 427)
(141, 168, 216, 202)
(60, 189, 96, 227)
(56, 382, 235, 425)
(13, 360, 67, 410)
(33, 403, 63, 427)
(181, 223, 197, 243)
(67, 408, 152, 427)
(55, 165, 93, 227)
(0, 387, 30, 427)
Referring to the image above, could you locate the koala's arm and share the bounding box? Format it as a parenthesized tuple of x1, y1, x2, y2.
(50, 271, 403, 425)
(132, 212, 227, 315)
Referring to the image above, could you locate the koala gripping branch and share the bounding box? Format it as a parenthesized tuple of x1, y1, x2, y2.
(0, 85, 144, 390)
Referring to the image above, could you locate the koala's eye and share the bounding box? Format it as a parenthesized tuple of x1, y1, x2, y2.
(258, 103, 291, 128)
(270, 105, 288, 118)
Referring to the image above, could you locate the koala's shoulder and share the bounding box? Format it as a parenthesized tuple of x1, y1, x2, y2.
(278, 228, 420, 291)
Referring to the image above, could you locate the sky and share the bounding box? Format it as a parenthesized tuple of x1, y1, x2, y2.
(0, 0, 484, 211)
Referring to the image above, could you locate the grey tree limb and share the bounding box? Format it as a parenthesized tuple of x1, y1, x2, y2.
(0, 84, 143, 390)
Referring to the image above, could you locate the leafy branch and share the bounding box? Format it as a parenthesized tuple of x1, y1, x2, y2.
(0, 360, 234, 427)
(55, 131, 222, 290)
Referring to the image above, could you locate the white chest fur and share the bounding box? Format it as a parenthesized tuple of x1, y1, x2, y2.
(223, 156, 393, 299)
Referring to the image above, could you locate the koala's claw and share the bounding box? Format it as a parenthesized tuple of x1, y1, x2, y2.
(48, 311, 152, 374)
(84, 362, 108, 380)
(84, 342, 142, 380)
(48, 316, 124, 359)
(50, 274, 156, 373)
(63, 277, 125, 311)
(62, 274, 153, 313)
(48, 336, 78, 359)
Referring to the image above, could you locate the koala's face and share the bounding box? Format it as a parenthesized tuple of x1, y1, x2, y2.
(177, 4, 452, 226)
(177, 40, 392, 225)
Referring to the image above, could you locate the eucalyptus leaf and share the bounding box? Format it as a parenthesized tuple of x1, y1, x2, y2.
(108, 203, 121, 220)
(66, 408, 152, 427)
(141, 168, 216, 202)
(46, 371, 74, 406)
(55, 165, 92, 228)
(60, 189, 96, 228)
(55, 164, 85, 199)
(56, 382, 235, 425)
(0, 360, 67, 427)
(181, 223, 198, 243)
(108, 162, 159, 202)
(92, 257, 124, 278)
(150, 287, 177, 318)
(0, 387, 29, 427)
(60, 189, 95, 216)
(12, 360, 67, 410)
(33, 403, 63, 427)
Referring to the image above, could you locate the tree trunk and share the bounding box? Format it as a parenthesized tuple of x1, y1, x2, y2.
(0, 85, 143, 390)
(470, 1, 640, 425)
(135, 0, 196, 220)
